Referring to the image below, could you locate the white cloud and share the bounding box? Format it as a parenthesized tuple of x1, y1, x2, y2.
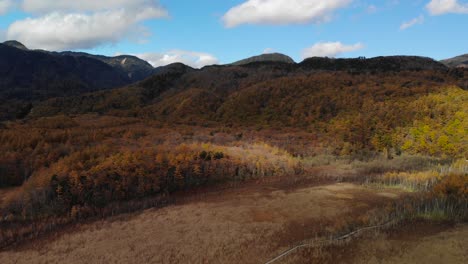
(400, 15, 424, 30)
(6, 3, 168, 51)
(21, 0, 166, 14)
(0, 0, 13, 15)
(222, 0, 352, 28)
(263, 48, 275, 54)
(7, 9, 166, 51)
(136, 50, 219, 68)
(366, 5, 378, 14)
(426, 0, 468, 15)
(302, 41, 364, 58)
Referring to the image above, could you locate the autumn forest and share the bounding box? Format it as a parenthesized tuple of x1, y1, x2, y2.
(0, 51, 467, 263)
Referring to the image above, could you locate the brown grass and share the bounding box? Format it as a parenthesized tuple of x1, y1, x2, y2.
(284, 221, 468, 264)
(0, 182, 405, 264)
(0, 187, 17, 208)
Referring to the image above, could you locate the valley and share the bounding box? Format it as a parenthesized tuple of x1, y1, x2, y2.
(0, 41, 466, 263)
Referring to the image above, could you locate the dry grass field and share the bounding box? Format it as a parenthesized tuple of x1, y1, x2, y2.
(0, 187, 17, 208)
(0, 181, 407, 264)
(356, 223, 468, 264)
(285, 221, 468, 264)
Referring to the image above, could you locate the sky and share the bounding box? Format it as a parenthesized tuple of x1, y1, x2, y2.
(0, 0, 467, 68)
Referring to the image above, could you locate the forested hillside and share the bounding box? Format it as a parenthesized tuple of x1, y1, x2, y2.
(0, 54, 466, 249)
(442, 54, 468, 68)
(1, 0, 468, 259)
(27, 56, 467, 157)
(0, 42, 156, 120)
(59, 52, 156, 82)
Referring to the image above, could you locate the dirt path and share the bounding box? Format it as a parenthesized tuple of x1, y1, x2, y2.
(0, 183, 404, 264)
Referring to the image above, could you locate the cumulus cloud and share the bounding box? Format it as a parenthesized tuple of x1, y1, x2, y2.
(263, 48, 275, 54)
(426, 0, 468, 15)
(400, 15, 424, 30)
(21, 0, 166, 14)
(0, 0, 13, 15)
(7, 7, 167, 51)
(366, 5, 378, 14)
(136, 50, 219, 68)
(6, 1, 168, 51)
(302, 41, 364, 58)
(222, 0, 352, 28)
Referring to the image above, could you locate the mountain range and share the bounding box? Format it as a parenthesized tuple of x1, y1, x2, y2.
(0, 40, 467, 121)
(0, 41, 160, 119)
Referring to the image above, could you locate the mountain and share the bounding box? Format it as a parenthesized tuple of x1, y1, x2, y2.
(0, 41, 169, 120)
(441, 54, 468, 68)
(231, 53, 295, 65)
(0, 42, 135, 98)
(3, 40, 28, 50)
(59, 52, 155, 82)
(0, 42, 133, 119)
(300, 56, 447, 72)
(30, 55, 464, 122)
(1, 41, 463, 123)
(2, 40, 157, 84)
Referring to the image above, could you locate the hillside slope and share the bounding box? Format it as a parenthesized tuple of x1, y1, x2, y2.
(0, 43, 137, 119)
(0, 43, 131, 98)
(32, 55, 454, 121)
(232, 53, 295, 65)
(0, 41, 159, 120)
(441, 54, 468, 68)
(3, 40, 28, 50)
(301, 56, 447, 71)
(60, 52, 155, 82)
(27, 55, 468, 158)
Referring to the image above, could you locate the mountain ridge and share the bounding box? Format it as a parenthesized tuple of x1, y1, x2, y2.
(441, 54, 468, 68)
(2, 39, 467, 122)
(30, 54, 467, 122)
(3, 40, 28, 50)
(59, 51, 156, 82)
(2, 40, 158, 82)
(231, 53, 295, 65)
(0, 42, 134, 119)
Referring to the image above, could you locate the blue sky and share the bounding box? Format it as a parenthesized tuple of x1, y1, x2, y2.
(0, 0, 467, 67)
